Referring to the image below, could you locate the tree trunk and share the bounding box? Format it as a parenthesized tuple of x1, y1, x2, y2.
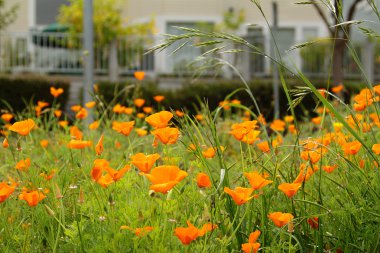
(333, 40, 345, 86)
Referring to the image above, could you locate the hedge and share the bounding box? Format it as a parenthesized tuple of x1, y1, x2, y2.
(98, 78, 364, 120)
(0, 75, 70, 113)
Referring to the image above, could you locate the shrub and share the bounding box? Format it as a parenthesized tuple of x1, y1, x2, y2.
(0, 75, 70, 113)
(98, 78, 363, 119)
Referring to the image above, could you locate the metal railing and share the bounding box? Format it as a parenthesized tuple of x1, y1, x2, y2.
(0, 31, 155, 74)
(0, 31, 379, 81)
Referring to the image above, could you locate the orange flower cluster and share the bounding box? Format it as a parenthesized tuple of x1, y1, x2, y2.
(174, 220, 217, 245)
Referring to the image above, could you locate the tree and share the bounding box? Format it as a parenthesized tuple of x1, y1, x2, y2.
(0, 0, 18, 31)
(310, 0, 366, 85)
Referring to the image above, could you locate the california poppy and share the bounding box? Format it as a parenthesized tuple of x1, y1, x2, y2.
(175, 110, 185, 117)
(143, 106, 153, 114)
(268, 212, 294, 227)
(153, 95, 165, 103)
(89, 121, 99, 130)
(372, 144, 380, 155)
(113, 104, 125, 114)
(71, 105, 82, 112)
(196, 173, 212, 188)
(202, 147, 216, 158)
(70, 126, 83, 140)
(54, 110, 62, 118)
(67, 140, 92, 149)
(0, 182, 17, 203)
(15, 158, 31, 171)
(143, 165, 188, 193)
(229, 121, 258, 141)
(3, 138, 9, 148)
(95, 134, 104, 156)
(76, 108, 88, 120)
(322, 165, 338, 173)
(300, 150, 321, 164)
(145, 111, 173, 128)
(59, 121, 68, 128)
(104, 164, 131, 181)
(278, 183, 302, 198)
(257, 141, 270, 153)
(40, 139, 49, 148)
(244, 171, 273, 191)
(134, 71, 145, 81)
(91, 159, 109, 182)
(121, 226, 154, 237)
(9, 119, 35, 136)
(224, 187, 257, 206)
(124, 107, 133, 115)
(343, 140, 362, 155)
(135, 128, 148, 137)
(174, 221, 200, 245)
(307, 217, 319, 229)
(151, 127, 180, 145)
(50, 87, 64, 97)
(112, 121, 135, 136)
(137, 113, 145, 119)
(130, 153, 160, 173)
(241, 230, 261, 253)
(19, 189, 46, 207)
(134, 98, 145, 108)
(331, 84, 344, 93)
(1, 113, 13, 122)
(85, 101, 96, 108)
(270, 119, 286, 132)
(40, 170, 56, 181)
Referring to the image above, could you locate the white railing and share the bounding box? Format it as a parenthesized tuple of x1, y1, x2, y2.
(0, 31, 379, 81)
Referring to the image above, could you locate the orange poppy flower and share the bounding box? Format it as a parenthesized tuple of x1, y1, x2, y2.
(89, 121, 99, 130)
(311, 116, 322, 125)
(219, 100, 230, 110)
(115, 141, 121, 149)
(37, 101, 49, 109)
(40, 139, 49, 148)
(40, 170, 56, 181)
(3, 138, 9, 148)
(1, 113, 13, 122)
(372, 144, 380, 155)
(85, 101, 96, 108)
(343, 140, 362, 155)
(15, 158, 31, 171)
(137, 113, 145, 119)
(257, 141, 270, 153)
(67, 140, 92, 149)
(278, 183, 302, 198)
(195, 114, 203, 121)
(70, 126, 83, 140)
(96, 174, 115, 188)
(175, 110, 185, 117)
(71, 105, 82, 112)
(231, 99, 241, 105)
(307, 217, 319, 229)
(145, 111, 173, 128)
(104, 164, 131, 181)
(134, 98, 145, 108)
(9, 119, 35, 136)
(54, 110, 62, 118)
(284, 115, 294, 123)
(59, 121, 68, 128)
(288, 124, 297, 134)
(224, 187, 257, 205)
(112, 121, 135, 136)
(143, 165, 188, 193)
(113, 104, 125, 114)
(241, 130, 261, 144)
(19, 189, 46, 207)
(121, 226, 154, 237)
(242, 230, 261, 253)
(229, 121, 258, 141)
(202, 147, 216, 158)
(91, 159, 109, 182)
(300, 150, 321, 164)
(322, 165, 338, 173)
(143, 107, 153, 114)
(270, 119, 286, 132)
(134, 71, 145, 81)
(130, 153, 160, 173)
(124, 107, 133, 115)
(174, 221, 200, 245)
(331, 84, 344, 93)
(135, 128, 148, 137)
(76, 108, 88, 120)
(318, 88, 326, 98)
(151, 127, 180, 145)
(244, 171, 273, 191)
(0, 182, 17, 203)
(196, 173, 212, 188)
(95, 134, 104, 156)
(268, 212, 294, 227)
(50, 87, 64, 97)
(153, 95, 165, 103)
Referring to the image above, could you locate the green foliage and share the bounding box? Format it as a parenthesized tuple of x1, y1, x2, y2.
(98, 79, 363, 119)
(57, 0, 155, 46)
(0, 75, 70, 113)
(0, 0, 18, 31)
